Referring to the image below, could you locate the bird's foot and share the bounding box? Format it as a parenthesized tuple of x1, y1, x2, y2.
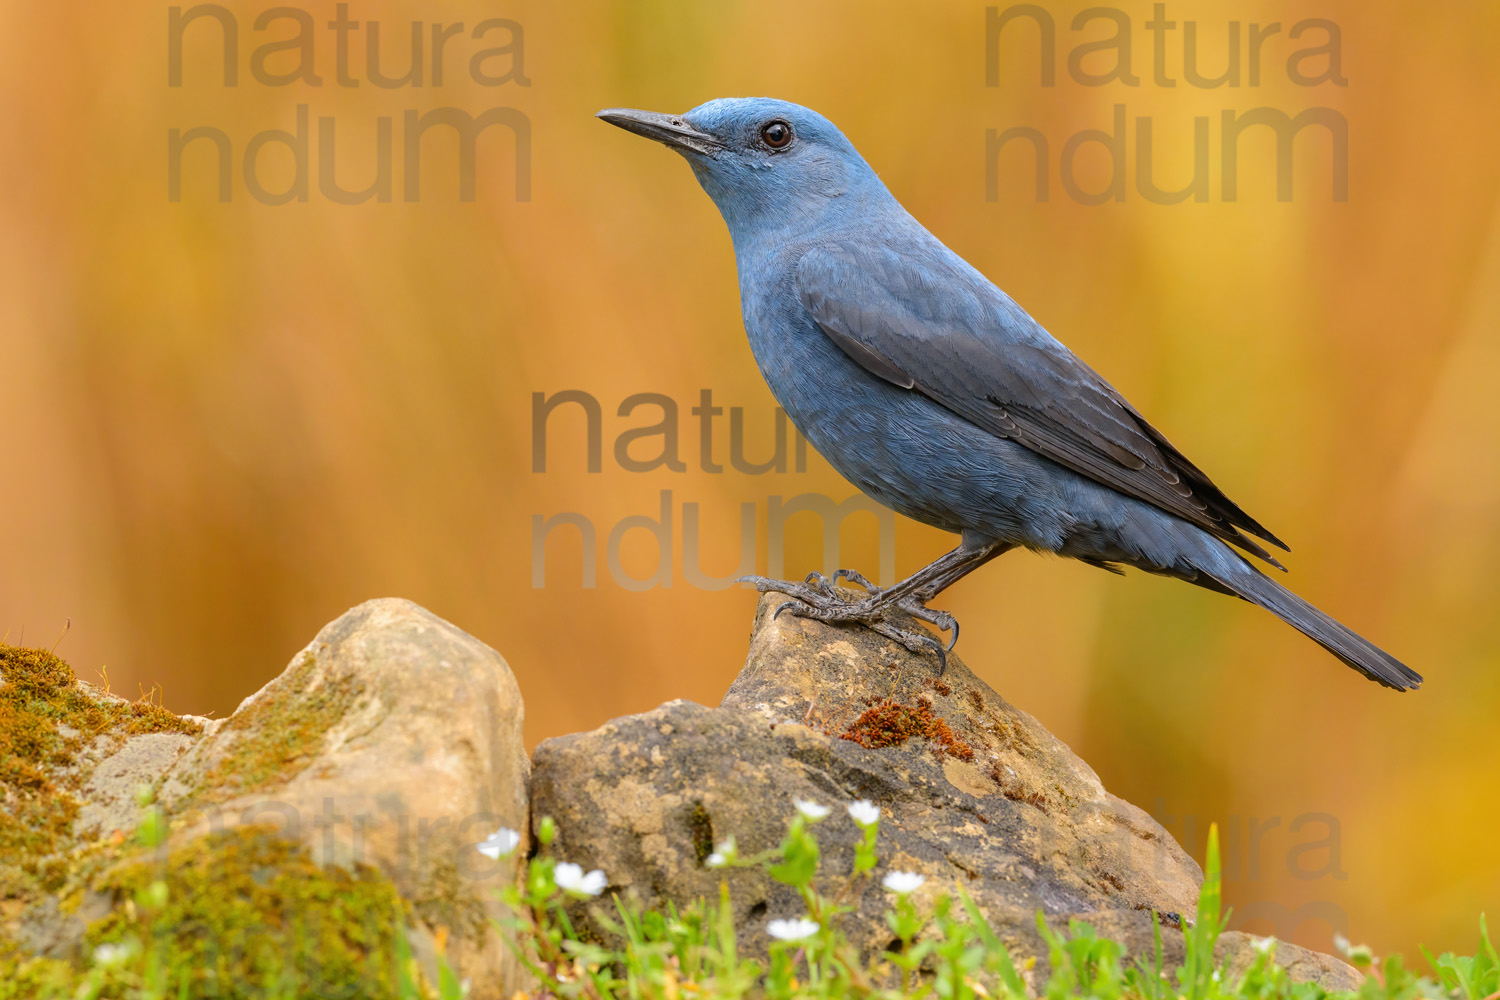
(737, 571, 959, 672)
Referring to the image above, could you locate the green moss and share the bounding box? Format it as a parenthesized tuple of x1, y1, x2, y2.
(0, 947, 75, 1000)
(194, 652, 364, 803)
(86, 824, 409, 999)
(0, 645, 202, 884)
(0, 651, 426, 998)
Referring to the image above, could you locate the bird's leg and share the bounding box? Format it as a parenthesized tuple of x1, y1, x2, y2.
(908, 540, 1014, 602)
(737, 536, 1014, 669)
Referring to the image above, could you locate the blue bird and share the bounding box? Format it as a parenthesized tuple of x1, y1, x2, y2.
(597, 98, 1421, 690)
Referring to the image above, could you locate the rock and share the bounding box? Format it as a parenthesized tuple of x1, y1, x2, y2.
(1219, 931, 1362, 990)
(13, 891, 112, 960)
(1, 599, 530, 1000)
(531, 593, 1360, 992)
(72, 732, 198, 840)
(157, 598, 530, 998)
(0, 642, 206, 916)
(4, 594, 1362, 995)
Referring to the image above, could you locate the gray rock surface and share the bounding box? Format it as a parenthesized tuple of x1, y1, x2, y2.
(72, 732, 198, 840)
(531, 593, 1361, 992)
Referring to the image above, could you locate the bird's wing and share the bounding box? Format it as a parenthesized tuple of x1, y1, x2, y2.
(795, 242, 1288, 565)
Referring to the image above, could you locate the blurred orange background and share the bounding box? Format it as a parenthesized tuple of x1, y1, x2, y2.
(1, 0, 1496, 961)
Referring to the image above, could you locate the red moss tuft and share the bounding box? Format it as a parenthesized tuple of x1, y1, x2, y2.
(838, 697, 975, 761)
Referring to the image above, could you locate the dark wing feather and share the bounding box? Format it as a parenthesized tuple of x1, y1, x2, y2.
(795, 243, 1288, 565)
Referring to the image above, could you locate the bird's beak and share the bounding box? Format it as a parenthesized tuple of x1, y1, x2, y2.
(595, 108, 724, 155)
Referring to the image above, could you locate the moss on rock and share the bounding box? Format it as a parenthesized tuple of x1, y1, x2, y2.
(88, 824, 409, 998)
(836, 696, 975, 761)
(0, 825, 414, 999)
(0, 645, 201, 892)
(3, 600, 529, 999)
(190, 652, 365, 805)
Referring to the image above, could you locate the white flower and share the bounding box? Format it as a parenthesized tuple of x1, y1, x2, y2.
(706, 835, 737, 868)
(794, 798, 831, 821)
(766, 917, 820, 941)
(882, 870, 926, 895)
(476, 827, 522, 860)
(1253, 936, 1277, 955)
(92, 942, 133, 968)
(1331, 932, 1373, 964)
(848, 800, 881, 827)
(554, 861, 608, 897)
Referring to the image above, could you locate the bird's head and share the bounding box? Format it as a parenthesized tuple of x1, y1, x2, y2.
(596, 98, 891, 238)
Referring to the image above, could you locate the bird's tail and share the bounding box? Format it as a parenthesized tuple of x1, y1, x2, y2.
(1203, 562, 1422, 691)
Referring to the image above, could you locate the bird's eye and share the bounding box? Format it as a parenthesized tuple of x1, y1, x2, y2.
(761, 121, 793, 149)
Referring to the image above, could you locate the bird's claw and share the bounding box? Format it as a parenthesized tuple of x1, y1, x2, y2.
(737, 572, 959, 671)
(895, 599, 958, 650)
(803, 571, 837, 597)
(832, 568, 881, 595)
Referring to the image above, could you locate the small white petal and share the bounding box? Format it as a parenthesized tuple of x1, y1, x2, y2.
(554, 861, 608, 896)
(1253, 936, 1277, 955)
(93, 943, 131, 968)
(881, 871, 926, 894)
(475, 827, 522, 860)
(766, 917, 820, 941)
(848, 800, 881, 826)
(794, 798, 831, 820)
(706, 853, 726, 868)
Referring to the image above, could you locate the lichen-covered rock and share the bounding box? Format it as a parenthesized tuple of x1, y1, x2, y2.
(0, 643, 204, 908)
(531, 593, 1360, 992)
(71, 732, 200, 841)
(157, 598, 530, 998)
(88, 824, 413, 997)
(1, 599, 531, 1000)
